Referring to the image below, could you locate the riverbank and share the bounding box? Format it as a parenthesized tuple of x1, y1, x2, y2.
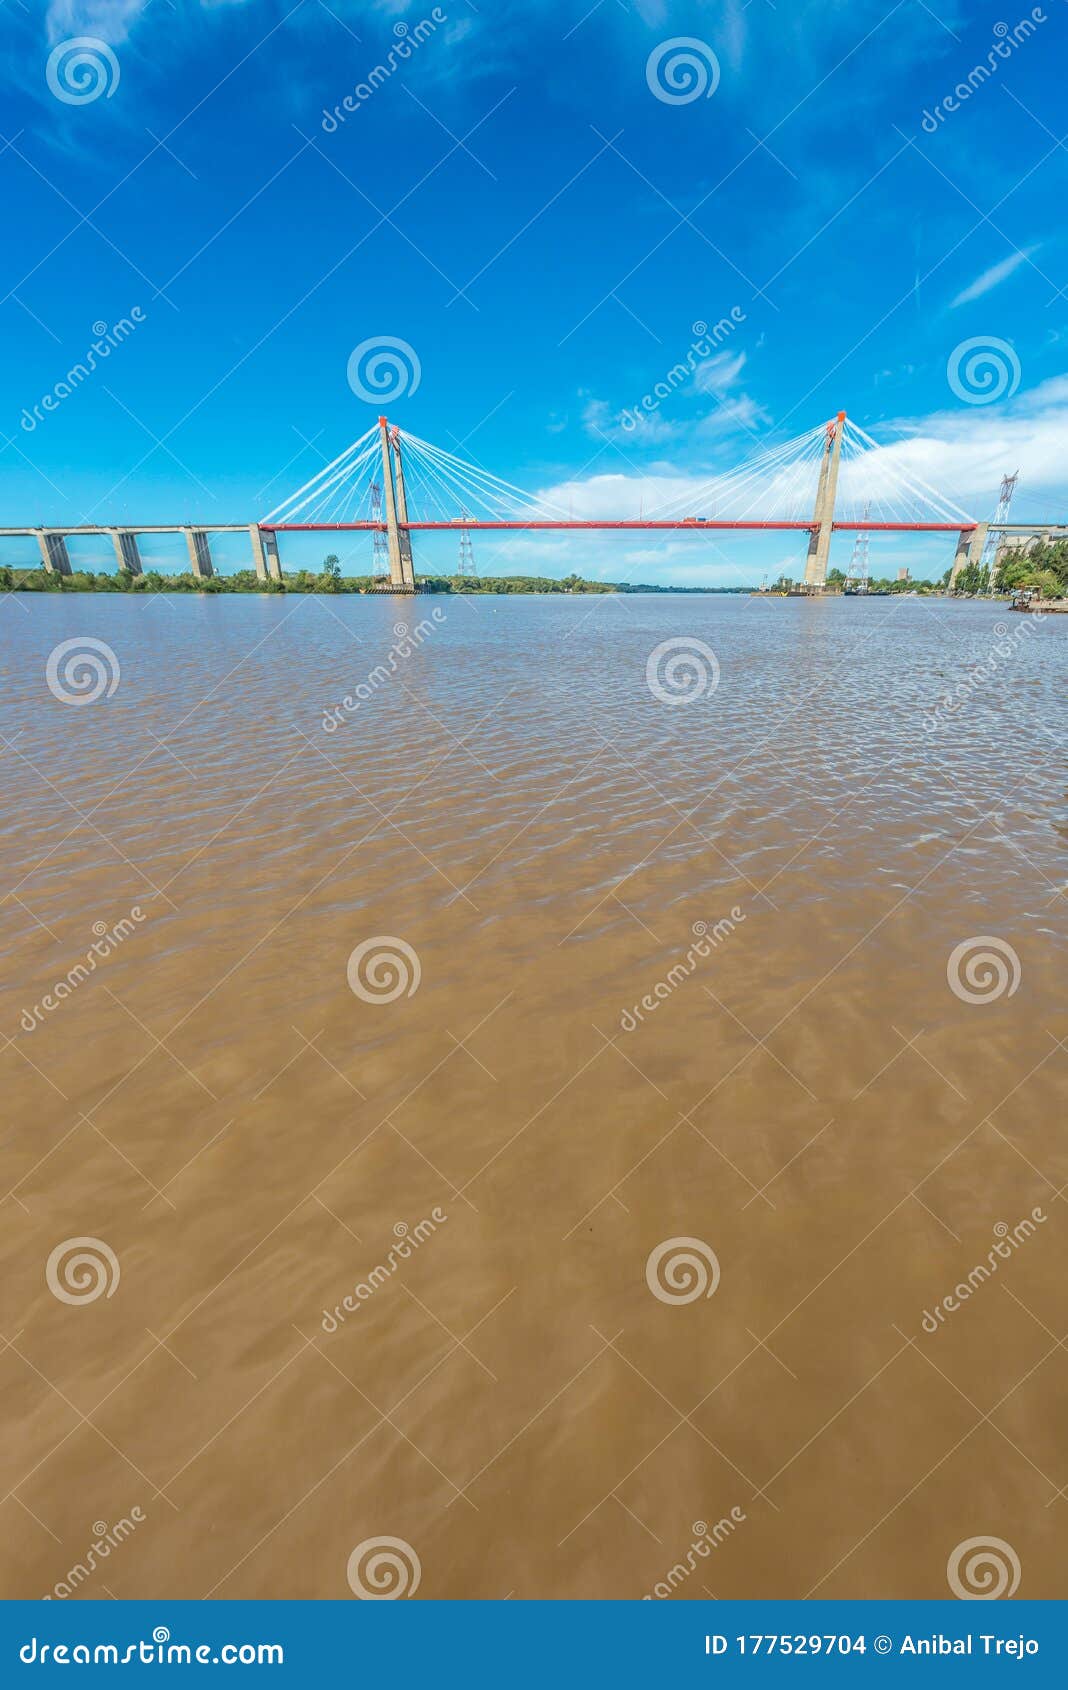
(1, 566, 741, 596)
(6, 565, 1064, 601)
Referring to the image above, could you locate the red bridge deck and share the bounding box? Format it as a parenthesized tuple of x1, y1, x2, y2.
(263, 520, 976, 533)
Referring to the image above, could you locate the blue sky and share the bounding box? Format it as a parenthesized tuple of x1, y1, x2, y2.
(2, 0, 1067, 582)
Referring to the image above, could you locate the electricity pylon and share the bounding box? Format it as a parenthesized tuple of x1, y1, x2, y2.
(983, 471, 1018, 592)
(369, 478, 389, 576)
(847, 503, 870, 591)
(457, 509, 476, 581)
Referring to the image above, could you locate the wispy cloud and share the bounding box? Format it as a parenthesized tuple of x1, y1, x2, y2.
(580, 343, 765, 449)
(45, 0, 151, 46)
(950, 247, 1037, 309)
(692, 349, 746, 394)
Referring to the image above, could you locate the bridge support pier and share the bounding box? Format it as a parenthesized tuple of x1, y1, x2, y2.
(265, 532, 283, 582)
(183, 527, 214, 580)
(803, 412, 846, 591)
(249, 524, 283, 582)
(37, 530, 72, 576)
(109, 529, 143, 575)
(949, 522, 987, 590)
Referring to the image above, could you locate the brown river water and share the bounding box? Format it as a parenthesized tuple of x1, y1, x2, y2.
(1, 589, 1065, 1601)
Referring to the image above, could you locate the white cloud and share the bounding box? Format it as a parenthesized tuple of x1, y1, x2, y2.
(537, 378, 1068, 532)
(843, 379, 1068, 513)
(693, 394, 769, 435)
(692, 350, 747, 394)
(950, 248, 1037, 309)
(45, 0, 150, 45)
(45, 0, 258, 44)
(581, 338, 763, 448)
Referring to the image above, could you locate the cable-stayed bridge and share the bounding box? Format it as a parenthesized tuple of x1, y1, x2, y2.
(7, 412, 1065, 589)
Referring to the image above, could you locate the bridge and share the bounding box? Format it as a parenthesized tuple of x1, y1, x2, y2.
(7, 413, 1065, 590)
(0, 523, 283, 584)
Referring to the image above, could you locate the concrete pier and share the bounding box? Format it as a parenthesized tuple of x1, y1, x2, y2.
(264, 531, 283, 582)
(183, 527, 214, 580)
(109, 529, 143, 575)
(248, 524, 272, 582)
(253, 526, 284, 582)
(949, 522, 988, 589)
(36, 530, 72, 576)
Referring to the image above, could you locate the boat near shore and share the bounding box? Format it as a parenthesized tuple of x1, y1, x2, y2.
(1010, 590, 1068, 612)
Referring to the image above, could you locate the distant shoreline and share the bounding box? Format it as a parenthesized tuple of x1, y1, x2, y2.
(2, 567, 952, 598)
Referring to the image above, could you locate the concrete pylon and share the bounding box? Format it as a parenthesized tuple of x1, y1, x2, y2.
(803, 412, 846, 590)
(249, 524, 281, 582)
(264, 530, 283, 582)
(949, 529, 970, 590)
(378, 416, 407, 590)
(390, 426, 416, 589)
(109, 529, 143, 575)
(37, 531, 72, 576)
(183, 527, 214, 579)
(949, 522, 988, 590)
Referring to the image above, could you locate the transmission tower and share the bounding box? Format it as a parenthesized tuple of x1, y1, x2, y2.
(982, 471, 1018, 591)
(847, 503, 870, 591)
(457, 509, 477, 582)
(369, 478, 389, 576)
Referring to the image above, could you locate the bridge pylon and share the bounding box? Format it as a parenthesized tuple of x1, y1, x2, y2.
(390, 426, 416, 588)
(377, 417, 415, 591)
(803, 411, 846, 590)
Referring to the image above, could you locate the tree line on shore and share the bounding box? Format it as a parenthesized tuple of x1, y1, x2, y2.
(949, 538, 1068, 599)
(0, 563, 732, 596)
(6, 539, 1066, 597)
